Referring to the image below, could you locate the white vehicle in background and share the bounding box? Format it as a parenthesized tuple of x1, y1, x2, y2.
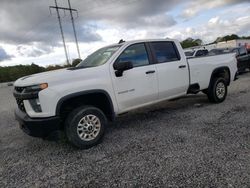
(184, 48, 209, 58)
(13, 39, 238, 149)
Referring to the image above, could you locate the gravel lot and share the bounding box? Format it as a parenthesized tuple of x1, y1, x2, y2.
(1, 73, 250, 187)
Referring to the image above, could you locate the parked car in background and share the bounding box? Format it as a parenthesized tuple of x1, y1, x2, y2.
(208, 48, 230, 55)
(184, 49, 209, 58)
(245, 45, 250, 53)
(209, 47, 250, 73)
(233, 47, 250, 73)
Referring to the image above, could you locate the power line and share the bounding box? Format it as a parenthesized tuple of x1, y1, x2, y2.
(50, 0, 70, 65)
(22, 0, 142, 46)
(50, 0, 82, 64)
(68, 0, 81, 59)
(19, 0, 143, 63)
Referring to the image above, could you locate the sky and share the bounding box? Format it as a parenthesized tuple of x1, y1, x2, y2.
(0, 0, 250, 66)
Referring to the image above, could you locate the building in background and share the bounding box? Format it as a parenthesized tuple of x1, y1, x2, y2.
(183, 44, 216, 51)
(216, 39, 250, 49)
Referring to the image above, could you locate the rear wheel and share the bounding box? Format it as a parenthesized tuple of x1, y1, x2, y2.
(65, 106, 107, 149)
(207, 77, 227, 103)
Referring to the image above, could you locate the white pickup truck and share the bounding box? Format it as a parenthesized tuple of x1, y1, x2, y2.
(14, 39, 238, 149)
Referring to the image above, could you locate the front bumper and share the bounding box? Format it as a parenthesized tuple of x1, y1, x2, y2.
(15, 108, 61, 137)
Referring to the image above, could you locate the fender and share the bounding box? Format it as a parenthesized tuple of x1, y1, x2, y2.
(209, 66, 231, 86)
(55, 89, 115, 120)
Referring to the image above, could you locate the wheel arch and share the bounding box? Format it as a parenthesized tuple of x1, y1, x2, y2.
(56, 89, 115, 121)
(209, 66, 231, 86)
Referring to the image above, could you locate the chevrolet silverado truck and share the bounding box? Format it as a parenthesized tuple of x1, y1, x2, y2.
(13, 39, 238, 149)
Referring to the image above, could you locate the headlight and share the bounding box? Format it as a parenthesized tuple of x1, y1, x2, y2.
(24, 83, 48, 92)
(25, 83, 47, 112)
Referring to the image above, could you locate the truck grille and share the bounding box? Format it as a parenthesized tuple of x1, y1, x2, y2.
(16, 98, 26, 112)
(14, 87, 27, 112)
(15, 86, 26, 93)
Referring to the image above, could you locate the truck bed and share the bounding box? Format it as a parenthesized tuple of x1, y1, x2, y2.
(188, 53, 237, 90)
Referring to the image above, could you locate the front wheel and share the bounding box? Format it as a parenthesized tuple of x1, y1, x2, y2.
(65, 106, 107, 149)
(207, 77, 227, 103)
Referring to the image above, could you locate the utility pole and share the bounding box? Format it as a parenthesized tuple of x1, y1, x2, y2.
(49, 0, 80, 65)
(68, 0, 81, 59)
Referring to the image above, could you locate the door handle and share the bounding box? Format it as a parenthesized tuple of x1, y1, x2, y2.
(179, 65, 186, 68)
(145, 70, 155, 74)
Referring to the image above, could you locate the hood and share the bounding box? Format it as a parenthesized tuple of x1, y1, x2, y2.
(14, 67, 100, 87)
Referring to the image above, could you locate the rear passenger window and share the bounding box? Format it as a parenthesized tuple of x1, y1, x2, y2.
(150, 42, 180, 63)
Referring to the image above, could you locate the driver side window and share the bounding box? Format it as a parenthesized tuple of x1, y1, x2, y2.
(116, 43, 150, 67)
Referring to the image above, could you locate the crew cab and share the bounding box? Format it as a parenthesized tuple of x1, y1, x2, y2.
(13, 39, 238, 149)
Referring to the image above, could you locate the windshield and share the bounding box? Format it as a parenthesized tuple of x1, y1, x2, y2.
(77, 45, 121, 68)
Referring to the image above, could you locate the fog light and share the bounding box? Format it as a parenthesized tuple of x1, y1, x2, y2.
(29, 98, 42, 112)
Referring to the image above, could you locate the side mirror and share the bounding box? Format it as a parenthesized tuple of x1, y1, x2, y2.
(113, 61, 133, 77)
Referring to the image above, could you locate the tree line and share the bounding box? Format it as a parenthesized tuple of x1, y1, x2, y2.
(0, 59, 81, 83)
(180, 34, 250, 49)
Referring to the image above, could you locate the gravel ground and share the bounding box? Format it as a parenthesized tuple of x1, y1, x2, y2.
(1, 73, 250, 187)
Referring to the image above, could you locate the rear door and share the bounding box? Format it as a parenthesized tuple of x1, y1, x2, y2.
(149, 41, 189, 99)
(110, 43, 158, 112)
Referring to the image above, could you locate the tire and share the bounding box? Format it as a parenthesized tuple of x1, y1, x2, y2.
(207, 77, 227, 103)
(65, 105, 107, 149)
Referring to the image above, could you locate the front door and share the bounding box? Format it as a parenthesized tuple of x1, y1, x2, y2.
(110, 43, 158, 113)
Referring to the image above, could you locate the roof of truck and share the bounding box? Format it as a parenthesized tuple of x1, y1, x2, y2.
(107, 38, 179, 47)
(120, 38, 178, 44)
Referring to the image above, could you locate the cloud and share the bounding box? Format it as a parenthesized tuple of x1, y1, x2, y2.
(64, 24, 102, 42)
(16, 43, 55, 57)
(0, 0, 249, 62)
(0, 0, 180, 46)
(166, 14, 250, 43)
(0, 0, 180, 58)
(181, 0, 250, 19)
(1, 0, 249, 45)
(81, 0, 179, 28)
(0, 46, 12, 62)
(207, 15, 250, 38)
(0, 0, 102, 45)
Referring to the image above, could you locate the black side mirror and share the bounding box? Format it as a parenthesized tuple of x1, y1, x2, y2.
(113, 61, 133, 77)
